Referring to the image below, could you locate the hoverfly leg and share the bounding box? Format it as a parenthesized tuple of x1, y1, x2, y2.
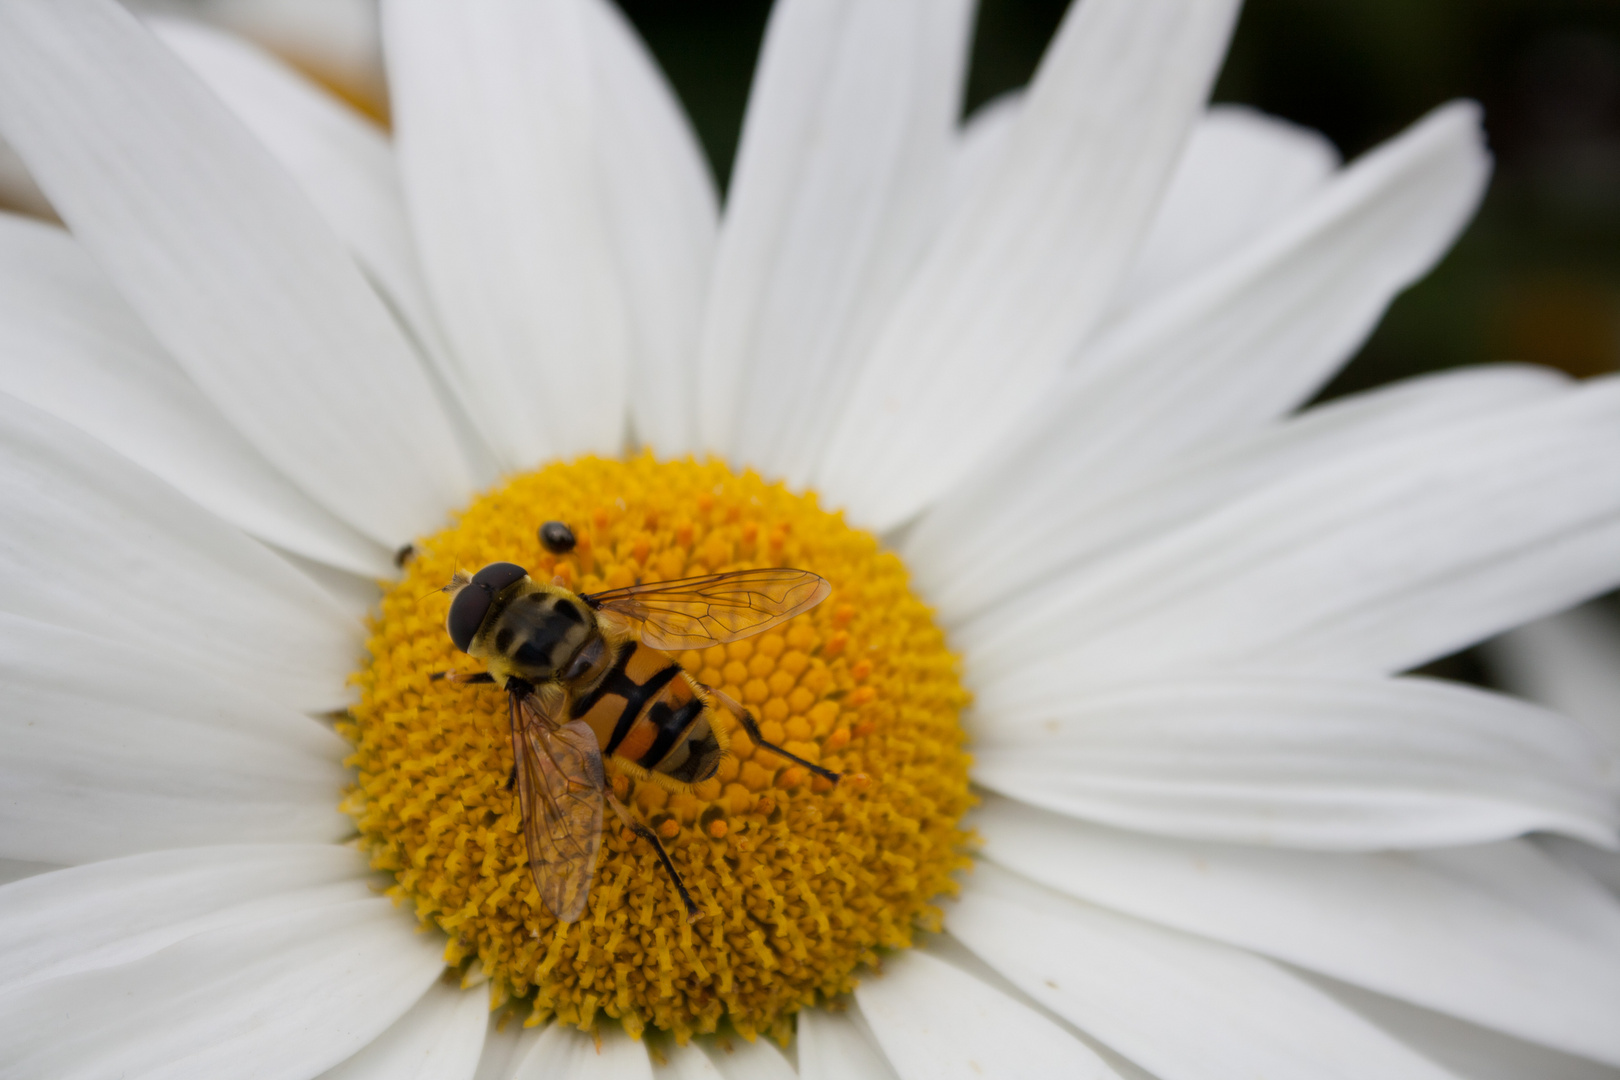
(505, 764, 517, 792)
(431, 670, 496, 684)
(606, 792, 700, 923)
(705, 685, 841, 785)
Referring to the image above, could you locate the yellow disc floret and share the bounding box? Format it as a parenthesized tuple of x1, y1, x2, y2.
(343, 456, 973, 1043)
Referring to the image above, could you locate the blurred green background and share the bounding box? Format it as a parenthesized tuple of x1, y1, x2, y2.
(617, 0, 1620, 398)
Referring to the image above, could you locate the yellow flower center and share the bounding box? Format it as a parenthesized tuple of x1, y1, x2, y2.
(343, 456, 972, 1043)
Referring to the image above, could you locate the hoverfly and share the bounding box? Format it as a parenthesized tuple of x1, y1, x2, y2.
(438, 523, 839, 923)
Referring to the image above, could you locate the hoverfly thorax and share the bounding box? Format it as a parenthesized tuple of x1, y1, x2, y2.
(446, 562, 602, 685)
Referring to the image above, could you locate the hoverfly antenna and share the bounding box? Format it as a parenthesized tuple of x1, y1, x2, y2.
(414, 568, 470, 606)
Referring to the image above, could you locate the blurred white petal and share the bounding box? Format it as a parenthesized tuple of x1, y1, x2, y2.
(977, 796, 1620, 1065)
(0, 0, 475, 544)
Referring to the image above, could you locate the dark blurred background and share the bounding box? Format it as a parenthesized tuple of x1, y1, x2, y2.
(617, 0, 1620, 398)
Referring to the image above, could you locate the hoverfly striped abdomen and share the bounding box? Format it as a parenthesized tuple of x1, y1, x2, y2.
(574, 641, 726, 785)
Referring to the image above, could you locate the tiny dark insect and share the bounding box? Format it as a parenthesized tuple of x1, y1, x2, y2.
(539, 520, 576, 555)
(394, 543, 416, 568)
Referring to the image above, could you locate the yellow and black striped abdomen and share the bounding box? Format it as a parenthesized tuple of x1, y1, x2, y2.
(571, 642, 726, 787)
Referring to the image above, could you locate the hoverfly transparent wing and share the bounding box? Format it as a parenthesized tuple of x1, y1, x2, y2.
(510, 687, 606, 923)
(581, 568, 831, 651)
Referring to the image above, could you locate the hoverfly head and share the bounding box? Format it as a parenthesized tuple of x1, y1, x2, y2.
(445, 562, 529, 653)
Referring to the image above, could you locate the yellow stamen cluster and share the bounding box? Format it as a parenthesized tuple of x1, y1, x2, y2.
(343, 456, 973, 1042)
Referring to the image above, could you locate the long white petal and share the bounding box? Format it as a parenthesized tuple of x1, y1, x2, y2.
(386, 0, 713, 467)
(1111, 105, 1340, 311)
(513, 1023, 652, 1080)
(128, 0, 386, 109)
(0, 613, 350, 865)
(856, 949, 1123, 1080)
(0, 860, 58, 888)
(0, 210, 392, 576)
(657, 1042, 724, 1080)
(699, 0, 975, 482)
(910, 363, 1565, 624)
(1484, 604, 1620, 766)
(1542, 836, 1620, 897)
(976, 797, 1620, 1066)
(320, 978, 488, 1080)
(0, 891, 444, 1079)
(951, 862, 1464, 1080)
(699, 1038, 795, 1080)
(0, 0, 474, 545)
(0, 392, 359, 711)
(1308, 976, 1620, 1080)
(0, 844, 369, 993)
(816, 0, 1241, 529)
(469, 1015, 542, 1080)
(944, 92, 1021, 218)
(579, 0, 718, 457)
(798, 1007, 902, 1080)
(948, 104, 1339, 309)
(971, 672, 1616, 851)
(148, 16, 489, 467)
(964, 100, 1486, 504)
(965, 376, 1620, 695)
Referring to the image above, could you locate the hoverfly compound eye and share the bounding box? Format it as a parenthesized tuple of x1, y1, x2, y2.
(445, 562, 529, 653)
(539, 520, 576, 555)
(470, 562, 529, 592)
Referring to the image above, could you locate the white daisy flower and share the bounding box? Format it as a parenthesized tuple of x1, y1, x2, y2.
(0, 0, 1618, 1078)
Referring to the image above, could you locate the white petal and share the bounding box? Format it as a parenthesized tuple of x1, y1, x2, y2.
(283, 547, 388, 624)
(972, 672, 1617, 850)
(951, 862, 1463, 1080)
(0, 130, 51, 219)
(816, 0, 1241, 529)
(700, 0, 975, 482)
(387, 0, 713, 466)
(321, 978, 488, 1080)
(947, 103, 1338, 308)
(0, 0, 474, 544)
(982, 100, 1487, 496)
(1542, 836, 1620, 896)
(580, 0, 718, 457)
(975, 796, 1620, 1066)
(513, 1023, 652, 1080)
(0, 890, 444, 1079)
(798, 1007, 901, 1080)
(470, 1016, 543, 1080)
(856, 949, 1122, 1080)
(0, 209, 392, 576)
(657, 1042, 724, 1080)
(0, 612, 350, 865)
(131, 0, 387, 107)
(147, 18, 483, 443)
(909, 362, 1565, 624)
(0, 844, 369, 994)
(700, 1038, 796, 1080)
(0, 859, 58, 887)
(944, 91, 1021, 217)
(964, 376, 1620, 696)
(1112, 105, 1339, 311)
(1484, 604, 1620, 764)
(0, 392, 359, 711)
(1308, 975, 1620, 1080)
